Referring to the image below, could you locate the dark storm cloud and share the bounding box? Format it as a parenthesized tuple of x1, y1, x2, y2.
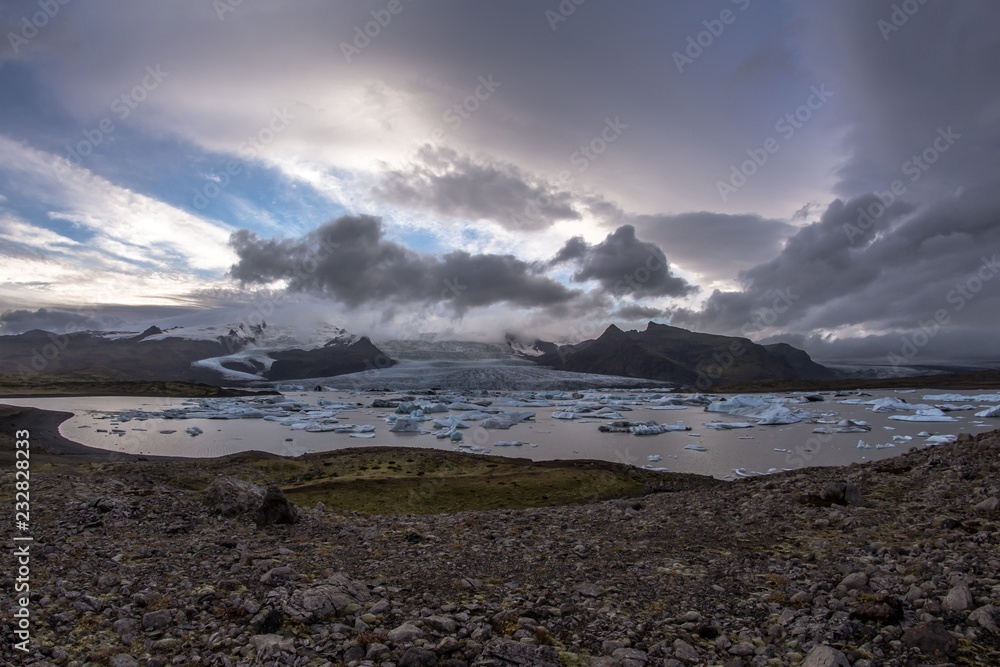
(796, 1, 1000, 200)
(614, 304, 665, 321)
(229, 215, 578, 313)
(671, 182, 1000, 346)
(373, 147, 580, 230)
(550, 225, 694, 298)
(627, 211, 796, 280)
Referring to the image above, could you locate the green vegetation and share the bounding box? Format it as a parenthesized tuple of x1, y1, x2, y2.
(96, 447, 719, 515)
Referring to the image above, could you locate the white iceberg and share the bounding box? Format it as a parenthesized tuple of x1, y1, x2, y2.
(974, 405, 1000, 418)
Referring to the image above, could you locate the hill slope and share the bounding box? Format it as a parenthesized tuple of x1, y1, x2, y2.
(533, 321, 835, 387)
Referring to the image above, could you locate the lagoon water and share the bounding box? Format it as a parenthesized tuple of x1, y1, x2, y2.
(6, 387, 997, 479)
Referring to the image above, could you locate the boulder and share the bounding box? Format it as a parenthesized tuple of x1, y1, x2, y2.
(802, 645, 851, 666)
(820, 481, 863, 506)
(283, 573, 371, 623)
(203, 476, 263, 518)
(472, 638, 561, 666)
(901, 622, 957, 657)
(255, 486, 299, 526)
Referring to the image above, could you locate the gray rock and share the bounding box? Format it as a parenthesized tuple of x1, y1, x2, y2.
(260, 565, 297, 585)
(728, 642, 755, 656)
(251, 633, 294, 653)
(901, 622, 957, 657)
(255, 485, 299, 526)
(388, 622, 426, 644)
(203, 476, 263, 517)
(424, 614, 458, 633)
(820, 481, 863, 505)
(109, 656, 138, 667)
(612, 647, 649, 666)
(672, 638, 701, 664)
(141, 609, 173, 631)
(399, 646, 439, 666)
(969, 605, 998, 633)
(574, 582, 603, 598)
(283, 573, 371, 622)
(839, 572, 868, 590)
(112, 618, 137, 637)
(803, 645, 851, 667)
(974, 496, 998, 512)
(472, 637, 561, 666)
(942, 582, 974, 611)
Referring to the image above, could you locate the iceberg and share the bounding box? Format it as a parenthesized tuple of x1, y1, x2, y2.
(684, 444, 708, 451)
(975, 405, 1000, 418)
(185, 426, 203, 436)
(703, 421, 754, 430)
(389, 417, 425, 433)
(856, 439, 872, 449)
(551, 411, 579, 420)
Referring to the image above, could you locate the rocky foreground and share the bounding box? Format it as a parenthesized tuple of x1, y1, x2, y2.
(3, 433, 1000, 666)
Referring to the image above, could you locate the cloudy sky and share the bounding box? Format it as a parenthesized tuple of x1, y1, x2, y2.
(1, 0, 998, 365)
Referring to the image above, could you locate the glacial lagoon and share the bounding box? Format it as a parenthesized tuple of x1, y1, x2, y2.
(6, 388, 998, 480)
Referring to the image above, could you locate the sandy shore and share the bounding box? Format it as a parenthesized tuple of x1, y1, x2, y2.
(0, 404, 148, 466)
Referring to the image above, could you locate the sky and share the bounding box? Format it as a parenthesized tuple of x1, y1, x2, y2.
(0, 0, 998, 365)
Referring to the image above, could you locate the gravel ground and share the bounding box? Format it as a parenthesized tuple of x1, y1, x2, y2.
(2, 431, 999, 666)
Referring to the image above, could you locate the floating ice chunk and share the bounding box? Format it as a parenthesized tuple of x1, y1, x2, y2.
(925, 434, 957, 445)
(551, 411, 579, 420)
(304, 421, 342, 432)
(494, 440, 525, 447)
(923, 393, 1000, 402)
(891, 435, 913, 442)
(647, 454, 662, 462)
(684, 444, 708, 451)
(349, 433, 376, 439)
(888, 412, 958, 422)
(857, 439, 872, 449)
(738, 436, 754, 440)
(773, 448, 791, 453)
(749, 404, 811, 425)
(630, 424, 663, 436)
(389, 418, 425, 433)
(876, 442, 895, 449)
(433, 416, 470, 429)
(481, 411, 534, 429)
(185, 426, 203, 436)
(975, 405, 1000, 418)
(704, 421, 754, 430)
